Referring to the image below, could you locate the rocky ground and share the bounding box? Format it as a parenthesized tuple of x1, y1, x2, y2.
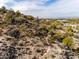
(0, 32, 78, 59)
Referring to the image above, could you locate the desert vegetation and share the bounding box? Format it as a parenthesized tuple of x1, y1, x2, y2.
(0, 7, 79, 59)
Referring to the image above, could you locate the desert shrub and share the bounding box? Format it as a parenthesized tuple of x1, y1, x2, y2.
(54, 31, 64, 42)
(6, 46, 17, 59)
(76, 26, 79, 31)
(76, 48, 79, 53)
(51, 21, 62, 29)
(62, 37, 73, 48)
(27, 15, 34, 20)
(15, 10, 21, 17)
(65, 31, 74, 37)
(64, 26, 74, 36)
(65, 26, 73, 31)
(36, 27, 48, 37)
(4, 9, 15, 24)
(7, 29, 20, 39)
(49, 36, 56, 43)
(0, 6, 7, 14)
(25, 29, 36, 37)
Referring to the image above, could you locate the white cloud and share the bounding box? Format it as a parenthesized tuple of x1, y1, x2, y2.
(0, 0, 15, 8)
(0, 0, 8, 7)
(0, 0, 79, 18)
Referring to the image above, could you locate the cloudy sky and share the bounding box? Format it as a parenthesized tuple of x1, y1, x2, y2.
(0, 0, 79, 18)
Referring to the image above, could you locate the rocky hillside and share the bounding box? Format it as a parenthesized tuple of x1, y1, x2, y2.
(0, 7, 79, 59)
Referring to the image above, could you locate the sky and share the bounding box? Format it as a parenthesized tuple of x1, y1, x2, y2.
(0, 0, 79, 18)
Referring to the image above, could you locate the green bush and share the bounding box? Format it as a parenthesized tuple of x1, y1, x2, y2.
(62, 37, 73, 48)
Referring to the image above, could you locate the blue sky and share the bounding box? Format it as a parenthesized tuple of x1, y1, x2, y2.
(0, 0, 79, 18)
